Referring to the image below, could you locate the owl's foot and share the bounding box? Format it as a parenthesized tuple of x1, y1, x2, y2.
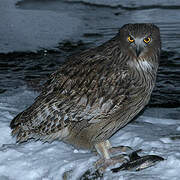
(109, 145, 132, 155)
(95, 154, 128, 172)
(95, 140, 132, 156)
(94, 140, 131, 172)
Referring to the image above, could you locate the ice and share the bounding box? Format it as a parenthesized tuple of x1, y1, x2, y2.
(0, 0, 81, 53)
(67, 0, 180, 7)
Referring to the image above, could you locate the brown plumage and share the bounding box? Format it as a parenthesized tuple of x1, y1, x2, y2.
(10, 23, 161, 162)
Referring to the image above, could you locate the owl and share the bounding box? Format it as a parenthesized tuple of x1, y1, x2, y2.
(10, 23, 161, 169)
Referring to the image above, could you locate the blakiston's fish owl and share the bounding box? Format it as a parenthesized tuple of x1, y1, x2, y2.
(10, 23, 161, 167)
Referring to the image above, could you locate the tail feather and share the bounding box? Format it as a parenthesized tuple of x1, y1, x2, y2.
(16, 131, 31, 143)
(10, 95, 69, 143)
(10, 112, 23, 130)
(10, 111, 30, 142)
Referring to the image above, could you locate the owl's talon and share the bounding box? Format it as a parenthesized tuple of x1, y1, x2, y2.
(95, 154, 128, 172)
(94, 158, 105, 168)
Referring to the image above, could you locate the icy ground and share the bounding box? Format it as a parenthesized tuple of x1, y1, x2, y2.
(0, 0, 81, 53)
(0, 87, 180, 180)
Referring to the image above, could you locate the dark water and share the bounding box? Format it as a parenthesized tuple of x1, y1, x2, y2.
(0, 0, 180, 108)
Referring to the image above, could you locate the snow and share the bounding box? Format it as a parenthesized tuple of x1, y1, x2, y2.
(0, 87, 180, 180)
(0, 0, 81, 53)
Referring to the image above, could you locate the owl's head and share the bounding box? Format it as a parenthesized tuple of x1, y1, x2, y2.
(118, 23, 161, 60)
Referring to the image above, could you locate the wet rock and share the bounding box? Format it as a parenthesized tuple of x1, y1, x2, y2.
(83, 33, 103, 38)
(58, 40, 89, 52)
(169, 134, 180, 140)
(0, 89, 6, 94)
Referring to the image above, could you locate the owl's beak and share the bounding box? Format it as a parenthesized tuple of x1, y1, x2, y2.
(136, 46, 141, 57)
(135, 39, 144, 57)
(135, 44, 144, 57)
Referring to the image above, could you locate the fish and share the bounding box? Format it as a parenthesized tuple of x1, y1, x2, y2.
(111, 150, 164, 172)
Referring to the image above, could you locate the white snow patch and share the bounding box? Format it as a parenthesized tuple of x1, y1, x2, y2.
(176, 126, 180, 131)
(139, 115, 179, 125)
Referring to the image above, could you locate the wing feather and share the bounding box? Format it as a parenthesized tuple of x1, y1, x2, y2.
(10, 44, 130, 142)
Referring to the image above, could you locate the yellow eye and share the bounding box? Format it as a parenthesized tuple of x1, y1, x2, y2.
(128, 36, 134, 43)
(144, 37, 151, 43)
